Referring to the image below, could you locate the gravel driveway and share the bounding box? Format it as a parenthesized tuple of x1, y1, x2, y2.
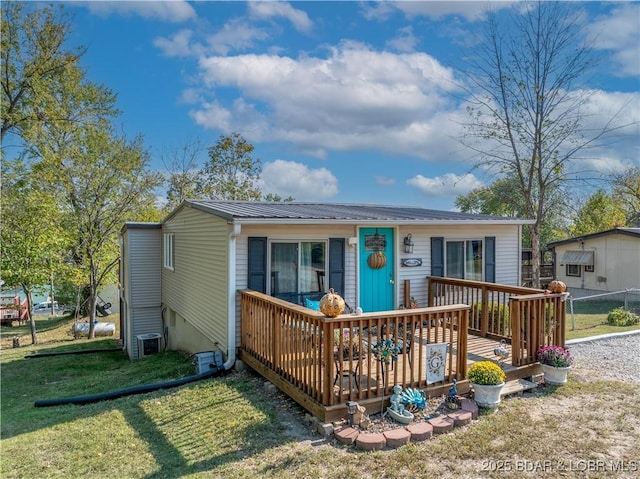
(566, 331, 640, 384)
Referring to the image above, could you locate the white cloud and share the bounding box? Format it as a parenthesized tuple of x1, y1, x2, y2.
(153, 29, 197, 57)
(391, 1, 514, 22)
(406, 173, 483, 198)
(259, 160, 338, 200)
(588, 3, 640, 77)
(375, 176, 396, 186)
(205, 19, 270, 56)
(190, 42, 464, 160)
(386, 26, 419, 53)
(248, 1, 313, 33)
(84, 0, 196, 23)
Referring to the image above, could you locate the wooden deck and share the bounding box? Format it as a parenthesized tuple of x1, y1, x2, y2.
(332, 330, 535, 394)
(239, 279, 564, 422)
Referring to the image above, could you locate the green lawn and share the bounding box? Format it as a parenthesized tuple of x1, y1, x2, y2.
(565, 300, 640, 340)
(1, 312, 639, 478)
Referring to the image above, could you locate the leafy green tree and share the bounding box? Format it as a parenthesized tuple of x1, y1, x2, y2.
(34, 125, 162, 338)
(1, 1, 85, 145)
(0, 162, 68, 344)
(455, 178, 523, 217)
(570, 190, 627, 236)
(459, 1, 626, 287)
(198, 132, 262, 200)
(611, 166, 640, 227)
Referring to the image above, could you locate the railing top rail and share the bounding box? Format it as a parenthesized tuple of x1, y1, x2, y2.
(239, 289, 469, 323)
(427, 276, 543, 295)
(510, 292, 565, 300)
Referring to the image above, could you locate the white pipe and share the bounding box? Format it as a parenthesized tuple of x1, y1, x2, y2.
(224, 223, 241, 370)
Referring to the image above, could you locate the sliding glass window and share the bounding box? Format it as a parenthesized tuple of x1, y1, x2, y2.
(270, 241, 326, 302)
(446, 240, 483, 281)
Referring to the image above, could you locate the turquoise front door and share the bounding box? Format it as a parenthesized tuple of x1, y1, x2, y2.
(359, 228, 394, 312)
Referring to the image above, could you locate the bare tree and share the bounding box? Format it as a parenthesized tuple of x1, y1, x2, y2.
(162, 138, 204, 211)
(460, 1, 631, 287)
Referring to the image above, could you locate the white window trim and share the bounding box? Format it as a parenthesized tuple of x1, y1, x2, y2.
(164, 233, 174, 271)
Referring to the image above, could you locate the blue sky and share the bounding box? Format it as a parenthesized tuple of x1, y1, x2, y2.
(37, 1, 640, 209)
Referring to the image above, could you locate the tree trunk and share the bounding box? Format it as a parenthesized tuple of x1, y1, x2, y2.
(24, 289, 38, 345)
(87, 293, 97, 339)
(530, 221, 542, 289)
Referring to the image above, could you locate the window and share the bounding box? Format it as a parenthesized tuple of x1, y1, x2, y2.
(163, 233, 174, 270)
(270, 241, 326, 301)
(584, 264, 594, 273)
(566, 264, 580, 277)
(446, 240, 483, 281)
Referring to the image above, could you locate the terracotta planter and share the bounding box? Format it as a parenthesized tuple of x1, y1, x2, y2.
(541, 364, 571, 385)
(471, 382, 504, 408)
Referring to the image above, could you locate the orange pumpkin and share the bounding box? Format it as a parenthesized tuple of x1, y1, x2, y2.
(367, 251, 387, 269)
(548, 280, 567, 293)
(320, 288, 345, 318)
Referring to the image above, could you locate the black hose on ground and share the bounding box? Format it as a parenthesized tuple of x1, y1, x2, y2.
(34, 367, 225, 407)
(25, 348, 122, 358)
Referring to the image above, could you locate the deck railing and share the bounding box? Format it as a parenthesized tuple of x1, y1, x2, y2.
(240, 290, 469, 421)
(427, 277, 566, 365)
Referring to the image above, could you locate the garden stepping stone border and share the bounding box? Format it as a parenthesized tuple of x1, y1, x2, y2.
(334, 396, 484, 451)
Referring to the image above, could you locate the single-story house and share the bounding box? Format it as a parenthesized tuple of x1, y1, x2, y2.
(119, 200, 535, 363)
(547, 227, 640, 297)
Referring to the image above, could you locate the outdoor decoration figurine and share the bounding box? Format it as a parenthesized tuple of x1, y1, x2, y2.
(367, 251, 387, 269)
(400, 387, 426, 412)
(319, 288, 345, 317)
(446, 379, 460, 410)
(494, 339, 509, 368)
(387, 384, 414, 424)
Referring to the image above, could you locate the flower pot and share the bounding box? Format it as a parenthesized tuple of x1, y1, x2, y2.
(541, 364, 571, 385)
(471, 382, 504, 408)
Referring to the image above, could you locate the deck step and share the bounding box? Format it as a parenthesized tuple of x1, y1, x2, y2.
(500, 378, 537, 398)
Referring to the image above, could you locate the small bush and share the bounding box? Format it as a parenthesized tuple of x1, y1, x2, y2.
(606, 307, 640, 326)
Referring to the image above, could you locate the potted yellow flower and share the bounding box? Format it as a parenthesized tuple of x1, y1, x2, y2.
(467, 360, 506, 408)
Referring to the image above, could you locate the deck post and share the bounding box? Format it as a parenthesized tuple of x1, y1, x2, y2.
(480, 284, 489, 337)
(456, 308, 469, 379)
(510, 297, 521, 366)
(273, 306, 281, 370)
(322, 320, 334, 405)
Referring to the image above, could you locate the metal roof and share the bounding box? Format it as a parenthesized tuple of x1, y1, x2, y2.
(172, 200, 535, 225)
(547, 227, 640, 247)
(559, 250, 594, 265)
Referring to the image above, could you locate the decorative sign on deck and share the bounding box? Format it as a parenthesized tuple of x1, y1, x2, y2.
(401, 258, 422, 267)
(426, 343, 447, 384)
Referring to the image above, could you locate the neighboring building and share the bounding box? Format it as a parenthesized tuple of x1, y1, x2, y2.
(547, 228, 640, 297)
(119, 200, 535, 362)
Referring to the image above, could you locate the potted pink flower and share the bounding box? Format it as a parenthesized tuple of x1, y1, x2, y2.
(536, 345, 573, 385)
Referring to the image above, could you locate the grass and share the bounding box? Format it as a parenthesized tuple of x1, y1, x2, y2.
(565, 300, 640, 340)
(2, 311, 639, 478)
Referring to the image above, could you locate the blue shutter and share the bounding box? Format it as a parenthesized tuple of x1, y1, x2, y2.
(431, 237, 444, 277)
(328, 238, 345, 296)
(485, 236, 496, 283)
(247, 237, 267, 293)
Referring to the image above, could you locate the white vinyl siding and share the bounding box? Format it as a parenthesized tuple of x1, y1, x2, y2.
(554, 233, 640, 294)
(162, 207, 229, 352)
(120, 224, 162, 359)
(397, 225, 520, 310)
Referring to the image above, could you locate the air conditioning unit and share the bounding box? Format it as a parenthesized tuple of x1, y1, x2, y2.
(137, 333, 162, 358)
